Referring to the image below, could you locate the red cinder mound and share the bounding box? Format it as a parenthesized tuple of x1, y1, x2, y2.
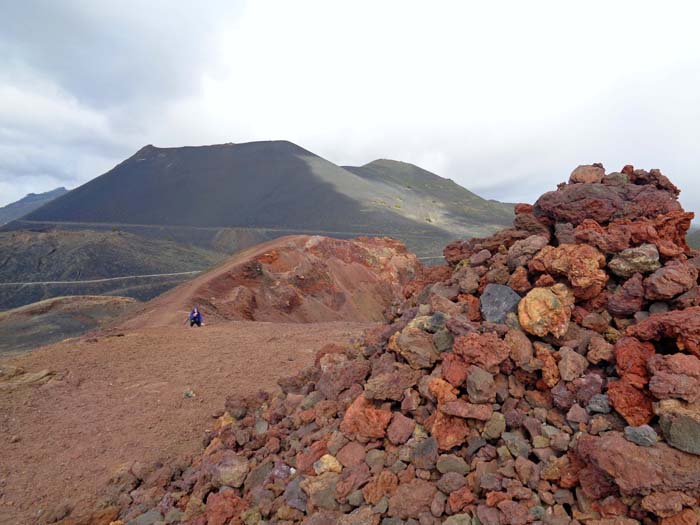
(120, 235, 424, 327)
(104, 165, 700, 525)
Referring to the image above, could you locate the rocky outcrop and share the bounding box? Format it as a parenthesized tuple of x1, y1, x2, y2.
(121, 235, 424, 327)
(106, 165, 700, 525)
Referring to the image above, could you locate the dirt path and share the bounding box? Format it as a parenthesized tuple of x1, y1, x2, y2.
(0, 321, 375, 524)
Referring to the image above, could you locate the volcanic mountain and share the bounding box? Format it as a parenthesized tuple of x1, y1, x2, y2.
(0, 186, 68, 225)
(11, 141, 513, 259)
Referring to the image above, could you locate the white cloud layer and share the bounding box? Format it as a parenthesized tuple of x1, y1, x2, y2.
(1, 0, 700, 213)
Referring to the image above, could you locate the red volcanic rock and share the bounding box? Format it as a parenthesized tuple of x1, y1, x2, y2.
(614, 337, 655, 389)
(430, 410, 470, 450)
(387, 479, 437, 519)
(534, 181, 682, 227)
(440, 398, 493, 420)
(317, 355, 371, 399)
(577, 432, 700, 495)
(441, 352, 469, 387)
(574, 219, 632, 254)
(362, 470, 398, 505)
(648, 353, 700, 403)
(386, 412, 415, 445)
(453, 331, 510, 373)
(128, 235, 422, 328)
(444, 229, 531, 266)
(627, 307, 700, 357)
(340, 395, 392, 440)
(529, 243, 608, 299)
(608, 379, 654, 426)
(205, 491, 248, 525)
(403, 264, 452, 299)
(608, 273, 646, 317)
(641, 491, 696, 518)
(644, 261, 699, 301)
(363, 363, 421, 401)
(518, 284, 574, 338)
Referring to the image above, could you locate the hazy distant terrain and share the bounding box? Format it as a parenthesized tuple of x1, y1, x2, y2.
(0, 187, 68, 225)
(0, 230, 223, 310)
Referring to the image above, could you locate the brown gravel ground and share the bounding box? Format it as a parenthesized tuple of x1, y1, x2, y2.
(0, 321, 375, 524)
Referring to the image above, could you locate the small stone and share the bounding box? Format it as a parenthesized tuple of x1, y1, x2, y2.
(482, 412, 506, 440)
(558, 347, 589, 382)
(624, 425, 658, 447)
(567, 403, 589, 425)
(387, 412, 416, 445)
(314, 454, 343, 475)
(436, 454, 470, 475)
(502, 431, 531, 458)
(466, 366, 495, 404)
(366, 449, 387, 471)
(587, 394, 611, 414)
(411, 437, 439, 470)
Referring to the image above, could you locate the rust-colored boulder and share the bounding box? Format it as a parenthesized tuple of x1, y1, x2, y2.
(453, 331, 510, 373)
(607, 378, 653, 426)
(340, 395, 392, 440)
(644, 261, 699, 301)
(627, 307, 700, 357)
(577, 431, 700, 496)
(614, 336, 655, 389)
(648, 354, 700, 403)
(534, 182, 682, 227)
(529, 244, 607, 299)
(518, 284, 574, 338)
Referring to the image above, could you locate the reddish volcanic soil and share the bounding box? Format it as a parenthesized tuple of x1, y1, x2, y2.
(0, 321, 375, 525)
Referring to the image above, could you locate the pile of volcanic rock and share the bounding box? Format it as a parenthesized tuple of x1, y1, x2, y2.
(109, 165, 700, 525)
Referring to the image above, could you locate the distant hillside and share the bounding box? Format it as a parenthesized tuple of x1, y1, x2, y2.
(0, 187, 68, 225)
(12, 141, 513, 258)
(344, 158, 515, 227)
(0, 230, 224, 310)
(0, 295, 137, 355)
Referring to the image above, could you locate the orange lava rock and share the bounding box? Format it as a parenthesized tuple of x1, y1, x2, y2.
(529, 243, 608, 299)
(607, 379, 653, 426)
(518, 284, 574, 338)
(340, 395, 392, 440)
(614, 336, 655, 389)
(627, 306, 700, 357)
(453, 331, 510, 373)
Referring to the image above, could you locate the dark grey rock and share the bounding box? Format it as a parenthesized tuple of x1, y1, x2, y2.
(624, 425, 658, 447)
(480, 284, 521, 324)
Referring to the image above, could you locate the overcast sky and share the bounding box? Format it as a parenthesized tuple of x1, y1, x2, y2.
(1, 1, 700, 213)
